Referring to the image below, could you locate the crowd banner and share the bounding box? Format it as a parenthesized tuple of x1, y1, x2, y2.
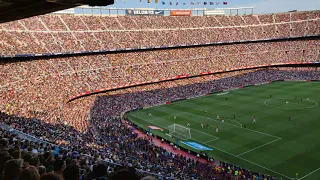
(125, 9, 164, 15)
(170, 10, 192, 16)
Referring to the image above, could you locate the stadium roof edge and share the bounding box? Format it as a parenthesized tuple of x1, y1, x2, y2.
(77, 5, 254, 11)
(214, 7, 254, 10)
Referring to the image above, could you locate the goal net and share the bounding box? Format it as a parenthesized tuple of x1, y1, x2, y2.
(168, 124, 191, 140)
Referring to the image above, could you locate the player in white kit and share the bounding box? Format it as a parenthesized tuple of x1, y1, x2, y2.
(253, 117, 256, 123)
(216, 126, 219, 132)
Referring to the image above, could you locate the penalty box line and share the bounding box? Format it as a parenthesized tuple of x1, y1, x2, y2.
(142, 110, 282, 158)
(147, 112, 221, 141)
(182, 112, 281, 139)
(203, 138, 220, 144)
(157, 111, 282, 158)
(299, 167, 320, 180)
(158, 103, 244, 128)
(130, 114, 220, 141)
(179, 111, 243, 128)
(181, 112, 285, 164)
(236, 137, 281, 157)
(130, 114, 292, 179)
(202, 141, 294, 180)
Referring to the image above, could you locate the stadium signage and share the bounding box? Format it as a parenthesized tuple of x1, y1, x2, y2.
(181, 142, 213, 151)
(204, 10, 225, 15)
(170, 10, 192, 16)
(125, 10, 164, 15)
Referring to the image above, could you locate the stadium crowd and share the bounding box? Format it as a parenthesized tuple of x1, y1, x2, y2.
(0, 10, 319, 178)
(0, 39, 319, 130)
(1, 67, 320, 179)
(0, 125, 161, 180)
(0, 10, 319, 55)
(89, 67, 320, 118)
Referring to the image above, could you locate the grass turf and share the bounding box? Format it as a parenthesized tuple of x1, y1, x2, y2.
(126, 81, 320, 180)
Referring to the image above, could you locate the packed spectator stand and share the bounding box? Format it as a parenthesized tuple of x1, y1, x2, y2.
(0, 9, 320, 180)
(1, 39, 319, 126)
(1, 66, 320, 179)
(0, 10, 319, 56)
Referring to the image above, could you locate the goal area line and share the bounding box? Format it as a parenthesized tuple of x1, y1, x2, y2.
(164, 112, 283, 160)
(129, 114, 300, 179)
(180, 111, 280, 139)
(167, 123, 219, 141)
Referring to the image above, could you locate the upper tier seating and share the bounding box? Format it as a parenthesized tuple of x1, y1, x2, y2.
(0, 10, 319, 56)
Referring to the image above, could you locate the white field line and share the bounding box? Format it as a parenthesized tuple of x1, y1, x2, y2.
(228, 119, 243, 128)
(236, 138, 281, 157)
(264, 99, 318, 110)
(130, 113, 292, 179)
(156, 116, 220, 141)
(180, 112, 284, 161)
(159, 104, 249, 130)
(141, 109, 221, 141)
(182, 112, 281, 139)
(203, 138, 220, 144)
(140, 112, 220, 141)
(182, 112, 242, 128)
(135, 83, 319, 179)
(156, 107, 243, 128)
(299, 168, 320, 180)
(130, 114, 219, 140)
(201, 141, 294, 180)
(184, 112, 290, 178)
(141, 107, 284, 159)
(174, 101, 319, 180)
(142, 111, 185, 122)
(217, 92, 229, 96)
(194, 82, 316, 110)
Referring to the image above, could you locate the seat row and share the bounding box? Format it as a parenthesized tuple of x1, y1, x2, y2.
(0, 10, 319, 55)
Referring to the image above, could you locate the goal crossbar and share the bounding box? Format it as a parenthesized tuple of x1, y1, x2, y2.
(168, 123, 191, 140)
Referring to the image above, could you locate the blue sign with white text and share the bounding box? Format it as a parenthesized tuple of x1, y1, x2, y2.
(181, 141, 213, 151)
(125, 10, 164, 15)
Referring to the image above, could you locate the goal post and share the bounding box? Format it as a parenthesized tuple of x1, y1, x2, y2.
(168, 124, 191, 140)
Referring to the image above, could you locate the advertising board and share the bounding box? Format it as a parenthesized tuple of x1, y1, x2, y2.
(204, 10, 225, 15)
(170, 10, 192, 16)
(125, 9, 164, 15)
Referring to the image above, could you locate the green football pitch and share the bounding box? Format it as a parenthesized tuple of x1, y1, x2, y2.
(126, 81, 320, 180)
